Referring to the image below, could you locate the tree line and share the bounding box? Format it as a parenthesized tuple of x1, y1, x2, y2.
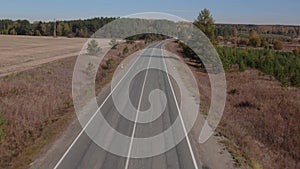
(214, 24, 299, 42)
(183, 8, 300, 87)
(218, 47, 300, 87)
(0, 17, 116, 37)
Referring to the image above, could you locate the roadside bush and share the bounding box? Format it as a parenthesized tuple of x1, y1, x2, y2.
(238, 38, 249, 46)
(67, 34, 74, 38)
(106, 58, 115, 69)
(123, 46, 129, 55)
(293, 48, 299, 55)
(249, 37, 261, 47)
(273, 40, 284, 50)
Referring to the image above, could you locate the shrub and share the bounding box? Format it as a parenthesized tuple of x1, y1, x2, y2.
(293, 48, 299, 55)
(67, 34, 74, 38)
(123, 46, 129, 55)
(238, 38, 249, 46)
(273, 40, 284, 50)
(106, 58, 115, 69)
(249, 37, 261, 47)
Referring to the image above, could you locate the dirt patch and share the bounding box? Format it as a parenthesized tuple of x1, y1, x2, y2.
(166, 41, 300, 169)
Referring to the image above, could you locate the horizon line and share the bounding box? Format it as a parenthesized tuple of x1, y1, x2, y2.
(0, 16, 299, 27)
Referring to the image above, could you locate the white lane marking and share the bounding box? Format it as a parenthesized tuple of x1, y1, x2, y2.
(124, 45, 155, 169)
(161, 46, 199, 169)
(53, 45, 153, 169)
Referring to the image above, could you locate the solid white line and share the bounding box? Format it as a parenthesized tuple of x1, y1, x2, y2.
(53, 46, 151, 169)
(161, 45, 199, 169)
(124, 45, 155, 169)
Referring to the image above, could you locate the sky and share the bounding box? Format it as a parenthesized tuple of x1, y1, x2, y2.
(0, 0, 299, 25)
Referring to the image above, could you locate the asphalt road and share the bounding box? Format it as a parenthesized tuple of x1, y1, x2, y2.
(54, 41, 202, 169)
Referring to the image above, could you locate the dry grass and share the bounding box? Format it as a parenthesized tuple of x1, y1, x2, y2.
(0, 56, 76, 169)
(0, 37, 147, 169)
(0, 35, 87, 69)
(166, 42, 300, 169)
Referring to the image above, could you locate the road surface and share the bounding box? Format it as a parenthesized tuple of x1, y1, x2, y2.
(53, 41, 202, 169)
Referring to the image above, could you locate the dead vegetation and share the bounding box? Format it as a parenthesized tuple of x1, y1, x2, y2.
(0, 56, 76, 169)
(166, 42, 300, 169)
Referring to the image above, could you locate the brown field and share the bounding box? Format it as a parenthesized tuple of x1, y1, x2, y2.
(0, 36, 147, 169)
(0, 35, 112, 77)
(166, 42, 300, 169)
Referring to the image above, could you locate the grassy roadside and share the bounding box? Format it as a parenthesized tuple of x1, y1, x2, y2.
(165, 41, 300, 169)
(0, 40, 150, 169)
(165, 42, 262, 168)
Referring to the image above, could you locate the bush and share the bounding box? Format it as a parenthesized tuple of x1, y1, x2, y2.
(67, 34, 74, 38)
(106, 58, 115, 69)
(238, 38, 249, 46)
(123, 46, 129, 55)
(293, 48, 299, 55)
(249, 37, 261, 47)
(273, 40, 284, 50)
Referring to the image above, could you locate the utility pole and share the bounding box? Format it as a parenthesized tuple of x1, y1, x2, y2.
(53, 18, 57, 38)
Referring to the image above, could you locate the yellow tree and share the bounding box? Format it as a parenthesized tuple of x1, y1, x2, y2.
(249, 30, 261, 47)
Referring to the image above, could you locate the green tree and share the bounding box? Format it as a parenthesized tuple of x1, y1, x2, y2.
(62, 23, 71, 36)
(87, 39, 101, 55)
(194, 8, 215, 43)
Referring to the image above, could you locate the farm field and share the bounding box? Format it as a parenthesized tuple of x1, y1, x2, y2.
(0, 35, 110, 77)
